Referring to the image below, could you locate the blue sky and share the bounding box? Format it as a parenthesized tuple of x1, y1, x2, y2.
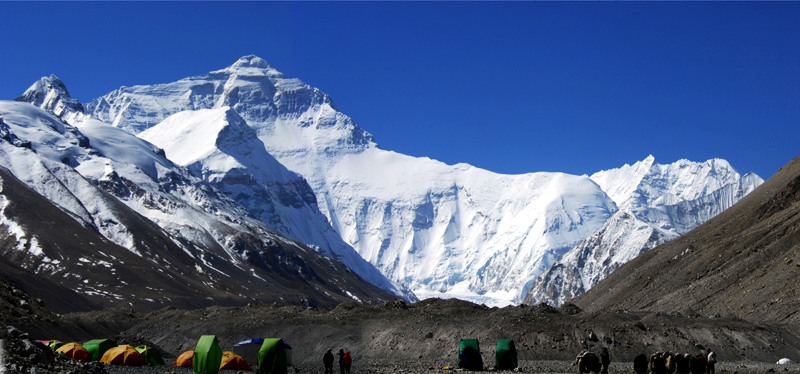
(1, 2, 798, 179)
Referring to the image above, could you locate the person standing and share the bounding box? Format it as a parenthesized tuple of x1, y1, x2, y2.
(634, 353, 649, 374)
(323, 349, 334, 374)
(600, 347, 611, 374)
(706, 348, 716, 374)
(342, 350, 353, 374)
(338, 349, 345, 374)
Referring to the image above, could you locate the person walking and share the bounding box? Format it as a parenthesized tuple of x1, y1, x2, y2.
(338, 349, 345, 374)
(706, 348, 717, 374)
(600, 347, 611, 374)
(323, 349, 334, 374)
(342, 350, 353, 374)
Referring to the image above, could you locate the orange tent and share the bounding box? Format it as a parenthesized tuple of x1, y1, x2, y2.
(56, 342, 90, 362)
(174, 349, 194, 367)
(221, 351, 251, 371)
(100, 345, 145, 366)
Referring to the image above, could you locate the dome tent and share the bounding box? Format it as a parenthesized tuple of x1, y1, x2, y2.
(221, 351, 252, 371)
(233, 338, 263, 368)
(458, 339, 484, 371)
(135, 345, 166, 366)
(56, 342, 90, 362)
(258, 338, 288, 374)
(101, 345, 145, 366)
(495, 339, 518, 370)
(47, 340, 64, 351)
(174, 350, 194, 367)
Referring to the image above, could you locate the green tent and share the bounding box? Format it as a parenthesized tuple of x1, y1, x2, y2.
(83, 339, 115, 362)
(458, 339, 483, 371)
(47, 340, 65, 352)
(193, 335, 222, 374)
(135, 345, 166, 366)
(495, 339, 518, 370)
(258, 338, 287, 374)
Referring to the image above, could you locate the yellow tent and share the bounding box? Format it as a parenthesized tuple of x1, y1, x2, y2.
(221, 351, 251, 371)
(174, 350, 194, 367)
(100, 345, 145, 366)
(56, 343, 90, 362)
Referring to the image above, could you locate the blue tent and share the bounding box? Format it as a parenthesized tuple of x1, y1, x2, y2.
(233, 338, 264, 368)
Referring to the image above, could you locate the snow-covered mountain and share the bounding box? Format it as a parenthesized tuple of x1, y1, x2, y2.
(86, 55, 762, 306)
(525, 156, 763, 306)
(137, 106, 403, 297)
(0, 75, 403, 311)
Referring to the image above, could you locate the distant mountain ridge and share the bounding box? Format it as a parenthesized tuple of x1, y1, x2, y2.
(86, 55, 763, 306)
(526, 156, 762, 305)
(573, 157, 800, 323)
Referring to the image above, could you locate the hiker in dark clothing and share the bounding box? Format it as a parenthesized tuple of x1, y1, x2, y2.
(675, 353, 690, 374)
(323, 349, 334, 374)
(690, 353, 706, 374)
(338, 349, 345, 374)
(600, 347, 610, 374)
(633, 353, 649, 374)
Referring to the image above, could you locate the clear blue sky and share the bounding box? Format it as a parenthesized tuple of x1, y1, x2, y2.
(1, 2, 798, 179)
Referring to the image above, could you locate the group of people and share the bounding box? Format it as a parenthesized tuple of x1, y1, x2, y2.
(634, 348, 717, 374)
(322, 348, 353, 374)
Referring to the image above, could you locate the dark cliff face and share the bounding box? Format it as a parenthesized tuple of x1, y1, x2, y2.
(574, 157, 800, 324)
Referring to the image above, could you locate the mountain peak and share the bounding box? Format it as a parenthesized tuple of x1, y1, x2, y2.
(217, 55, 284, 78)
(16, 75, 84, 117)
(232, 55, 270, 69)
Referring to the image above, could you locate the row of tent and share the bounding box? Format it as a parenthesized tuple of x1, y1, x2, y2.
(41, 339, 164, 366)
(46, 335, 509, 372)
(175, 335, 292, 374)
(42, 335, 291, 373)
(458, 339, 518, 371)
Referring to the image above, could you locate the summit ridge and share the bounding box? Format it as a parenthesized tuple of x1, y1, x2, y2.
(86, 56, 763, 306)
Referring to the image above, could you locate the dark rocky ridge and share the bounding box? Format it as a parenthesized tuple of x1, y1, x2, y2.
(0, 165, 398, 314)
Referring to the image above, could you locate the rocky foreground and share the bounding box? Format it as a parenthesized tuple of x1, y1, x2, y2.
(99, 360, 800, 374)
(4, 298, 800, 373)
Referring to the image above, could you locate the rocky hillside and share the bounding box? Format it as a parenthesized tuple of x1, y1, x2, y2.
(573, 157, 800, 323)
(0, 163, 397, 313)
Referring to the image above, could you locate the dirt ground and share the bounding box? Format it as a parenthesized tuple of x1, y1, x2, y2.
(100, 359, 800, 374)
(57, 299, 800, 373)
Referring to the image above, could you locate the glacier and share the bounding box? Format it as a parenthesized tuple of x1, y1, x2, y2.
(84, 55, 763, 306)
(525, 156, 762, 305)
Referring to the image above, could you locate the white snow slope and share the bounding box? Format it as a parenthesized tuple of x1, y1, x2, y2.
(3, 75, 406, 306)
(526, 156, 763, 305)
(87, 55, 763, 306)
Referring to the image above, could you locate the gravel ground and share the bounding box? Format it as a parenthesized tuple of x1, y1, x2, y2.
(100, 360, 800, 374)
